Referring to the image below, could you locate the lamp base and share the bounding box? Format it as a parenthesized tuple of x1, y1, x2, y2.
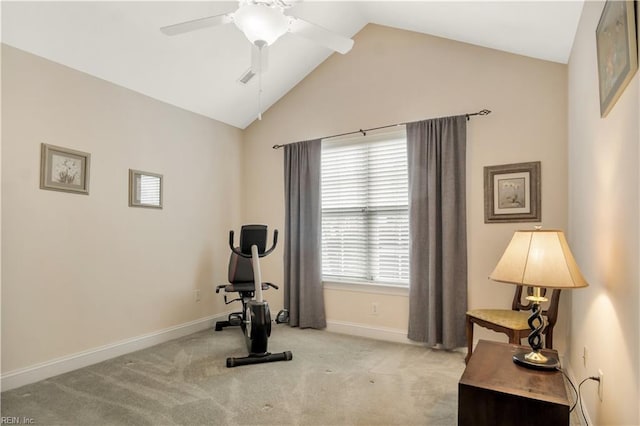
(513, 350, 559, 370)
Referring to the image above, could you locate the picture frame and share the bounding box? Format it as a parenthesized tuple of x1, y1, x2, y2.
(596, 0, 638, 118)
(129, 169, 163, 209)
(484, 162, 541, 223)
(40, 143, 91, 194)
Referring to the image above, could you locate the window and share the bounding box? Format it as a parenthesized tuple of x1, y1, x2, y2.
(321, 129, 409, 286)
(129, 169, 163, 209)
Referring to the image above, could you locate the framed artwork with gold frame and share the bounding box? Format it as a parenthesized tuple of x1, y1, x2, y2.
(596, 0, 638, 117)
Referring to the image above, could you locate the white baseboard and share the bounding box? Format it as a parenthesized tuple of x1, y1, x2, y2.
(325, 320, 418, 345)
(563, 360, 592, 426)
(1, 313, 227, 392)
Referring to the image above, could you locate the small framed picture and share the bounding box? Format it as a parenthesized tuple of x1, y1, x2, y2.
(40, 143, 90, 195)
(129, 169, 163, 209)
(596, 0, 638, 117)
(484, 162, 541, 223)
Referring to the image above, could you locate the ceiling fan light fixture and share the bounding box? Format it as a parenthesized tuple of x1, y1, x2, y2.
(233, 2, 290, 46)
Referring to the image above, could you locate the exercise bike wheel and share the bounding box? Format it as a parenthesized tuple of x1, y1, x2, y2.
(246, 301, 270, 355)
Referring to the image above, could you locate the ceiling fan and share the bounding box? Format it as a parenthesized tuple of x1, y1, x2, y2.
(160, 0, 354, 74)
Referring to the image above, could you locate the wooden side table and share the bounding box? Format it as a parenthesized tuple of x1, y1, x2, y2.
(458, 340, 570, 426)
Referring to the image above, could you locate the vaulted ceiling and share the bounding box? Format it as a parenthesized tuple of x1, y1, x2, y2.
(2, 1, 584, 129)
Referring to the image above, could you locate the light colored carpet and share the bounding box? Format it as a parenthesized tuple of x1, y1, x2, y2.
(1, 326, 466, 425)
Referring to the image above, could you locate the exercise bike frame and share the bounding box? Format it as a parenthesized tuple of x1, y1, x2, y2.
(217, 226, 292, 368)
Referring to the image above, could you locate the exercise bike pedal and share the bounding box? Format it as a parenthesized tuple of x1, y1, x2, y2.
(228, 313, 243, 326)
(275, 309, 290, 324)
(214, 312, 244, 331)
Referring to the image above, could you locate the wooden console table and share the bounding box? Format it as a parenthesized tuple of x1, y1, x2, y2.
(458, 340, 570, 426)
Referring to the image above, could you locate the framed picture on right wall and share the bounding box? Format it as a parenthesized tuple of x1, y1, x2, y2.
(595, 0, 638, 117)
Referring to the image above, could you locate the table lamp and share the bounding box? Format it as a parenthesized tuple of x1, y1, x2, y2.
(489, 227, 588, 369)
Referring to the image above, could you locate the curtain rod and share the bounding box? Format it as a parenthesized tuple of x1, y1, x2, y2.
(272, 109, 491, 149)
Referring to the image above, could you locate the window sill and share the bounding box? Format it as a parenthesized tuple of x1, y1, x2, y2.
(323, 280, 409, 296)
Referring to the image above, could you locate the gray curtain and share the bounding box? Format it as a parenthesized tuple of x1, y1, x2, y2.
(283, 139, 326, 329)
(406, 115, 467, 349)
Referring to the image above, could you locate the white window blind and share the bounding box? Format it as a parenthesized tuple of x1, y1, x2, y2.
(137, 175, 161, 205)
(321, 129, 409, 286)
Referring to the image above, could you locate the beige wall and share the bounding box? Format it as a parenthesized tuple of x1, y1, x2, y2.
(1, 45, 243, 373)
(242, 24, 569, 348)
(0, 21, 581, 391)
(567, 2, 640, 425)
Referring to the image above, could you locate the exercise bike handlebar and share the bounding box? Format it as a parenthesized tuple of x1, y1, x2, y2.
(228, 229, 278, 258)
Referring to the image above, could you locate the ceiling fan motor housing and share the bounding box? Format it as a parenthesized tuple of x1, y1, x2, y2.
(233, 2, 290, 46)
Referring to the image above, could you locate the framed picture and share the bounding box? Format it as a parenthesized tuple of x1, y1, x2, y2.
(596, 0, 638, 117)
(484, 162, 541, 223)
(129, 169, 163, 209)
(40, 143, 90, 194)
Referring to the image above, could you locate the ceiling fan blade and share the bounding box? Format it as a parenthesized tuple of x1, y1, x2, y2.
(160, 13, 233, 36)
(251, 44, 269, 74)
(288, 17, 354, 54)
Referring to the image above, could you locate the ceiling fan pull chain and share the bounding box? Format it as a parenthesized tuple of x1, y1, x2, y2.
(257, 43, 263, 120)
(257, 77, 262, 121)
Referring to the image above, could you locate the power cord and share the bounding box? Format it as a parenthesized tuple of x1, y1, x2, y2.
(578, 376, 600, 426)
(557, 367, 600, 426)
(557, 367, 578, 412)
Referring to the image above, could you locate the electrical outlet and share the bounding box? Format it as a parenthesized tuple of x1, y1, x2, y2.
(598, 369, 604, 401)
(194, 289, 201, 302)
(372, 302, 379, 316)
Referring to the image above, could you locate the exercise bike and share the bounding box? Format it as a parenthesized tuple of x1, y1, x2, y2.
(215, 224, 293, 368)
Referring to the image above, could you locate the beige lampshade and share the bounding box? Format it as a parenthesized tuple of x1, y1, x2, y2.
(490, 229, 588, 289)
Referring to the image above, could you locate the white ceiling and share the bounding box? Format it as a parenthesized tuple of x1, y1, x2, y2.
(1, 1, 584, 129)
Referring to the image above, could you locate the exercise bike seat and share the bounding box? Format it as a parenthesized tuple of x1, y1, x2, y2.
(217, 282, 277, 293)
(215, 250, 278, 294)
